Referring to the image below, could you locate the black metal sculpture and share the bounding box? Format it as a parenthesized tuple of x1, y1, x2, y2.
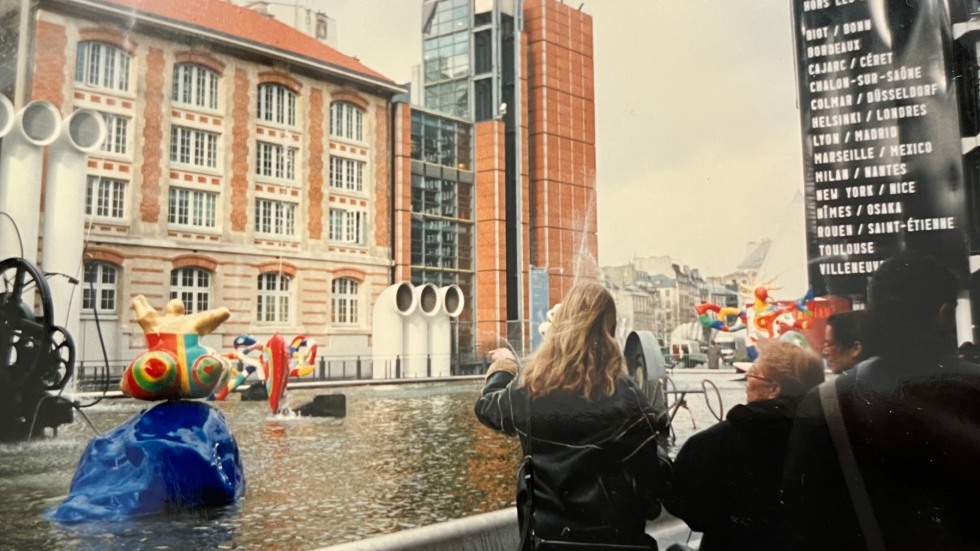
(0, 256, 75, 442)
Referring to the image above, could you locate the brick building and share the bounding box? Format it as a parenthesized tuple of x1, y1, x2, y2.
(397, 0, 598, 353)
(22, 0, 403, 363)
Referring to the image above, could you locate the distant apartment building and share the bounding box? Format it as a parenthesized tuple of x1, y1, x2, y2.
(705, 277, 738, 309)
(22, 0, 402, 362)
(401, 0, 598, 353)
(600, 265, 660, 341)
(605, 256, 735, 341)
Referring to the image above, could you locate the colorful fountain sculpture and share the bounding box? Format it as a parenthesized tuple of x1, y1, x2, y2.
(210, 333, 317, 413)
(695, 285, 815, 361)
(49, 296, 245, 522)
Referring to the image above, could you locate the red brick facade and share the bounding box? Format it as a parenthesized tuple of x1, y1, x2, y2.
(475, 120, 508, 350)
(525, 0, 598, 306)
(29, 5, 397, 362)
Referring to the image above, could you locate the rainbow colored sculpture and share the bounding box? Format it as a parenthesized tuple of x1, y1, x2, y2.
(121, 295, 231, 400)
(211, 335, 264, 401)
(52, 296, 244, 521)
(696, 285, 815, 360)
(210, 334, 317, 409)
(288, 335, 318, 378)
(264, 334, 290, 413)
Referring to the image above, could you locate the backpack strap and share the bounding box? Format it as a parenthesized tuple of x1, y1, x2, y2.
(819, 379, 885, 551)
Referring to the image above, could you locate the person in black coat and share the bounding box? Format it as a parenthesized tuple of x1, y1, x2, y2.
(782, 253, 980, 550)
(474, 282, 672, 550)
(664, 338, 824, 551)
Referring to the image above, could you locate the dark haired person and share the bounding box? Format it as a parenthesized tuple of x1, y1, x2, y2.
(822, 310, 866, 374)
(665, 339, 823, 551)
(783, 253, 980, 550)
(474, 282, 671, 550)
(957, 341, 980, 363)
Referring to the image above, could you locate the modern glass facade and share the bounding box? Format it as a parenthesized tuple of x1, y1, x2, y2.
(422, 0, 472, 117)
(409, 109, 475, 298)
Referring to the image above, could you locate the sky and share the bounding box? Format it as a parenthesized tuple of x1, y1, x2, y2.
(318, 0, 810, 294)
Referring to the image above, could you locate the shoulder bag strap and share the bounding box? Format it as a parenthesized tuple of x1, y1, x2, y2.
(819, 380, 885, 551)
(519, 385, 536, 545)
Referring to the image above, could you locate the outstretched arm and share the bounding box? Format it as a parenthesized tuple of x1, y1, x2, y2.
(474, 358, 520, 435)
(131, 295, 160, 334)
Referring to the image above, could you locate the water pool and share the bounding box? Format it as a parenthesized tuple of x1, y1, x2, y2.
(0, 373, 746, 550)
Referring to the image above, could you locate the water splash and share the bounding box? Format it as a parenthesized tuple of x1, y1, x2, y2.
(571, 188, 599, 286)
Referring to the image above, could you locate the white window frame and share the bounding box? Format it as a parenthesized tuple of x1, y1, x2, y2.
(256, 141, 297, 182)
(85, 175, 126, 220)
(99, 112, 129, 155)
(170, 125, 219, 169)
(257, 272, 290, 324)
(330, 102, 364, 141)
(170, 267, 212, 314)
(329, 156, 364, 192)
(255, 198, 296, 237)
(168, 186, 218, 229)
(331, 278, 359, 325)
(328, 208, 366, 245)
(75, 41, 131, 92)
(82, 262, 118, 313)
(257, 83, 297, 127)
(172, 63, 220, 110)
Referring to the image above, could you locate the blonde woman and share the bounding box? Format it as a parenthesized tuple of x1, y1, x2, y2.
(664, 338, 824, 551)
(475, 282, 671, 550)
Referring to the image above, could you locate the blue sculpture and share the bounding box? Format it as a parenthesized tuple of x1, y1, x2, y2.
(49, 400, 245, 522)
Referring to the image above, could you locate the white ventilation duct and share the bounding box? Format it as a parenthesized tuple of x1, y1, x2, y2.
(429, 285, 464, 377)
(0, 95, 14, 140)
(371, 282, 417, 379)
(404, 283, 439, 378)
(0, 99, 60, 263)
(42, 109, 106, 339)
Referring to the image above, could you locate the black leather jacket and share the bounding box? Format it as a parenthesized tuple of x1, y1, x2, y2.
(475, 371, 672, 549)
(665, 396, 800, 551)
(783, 353, 980, 550)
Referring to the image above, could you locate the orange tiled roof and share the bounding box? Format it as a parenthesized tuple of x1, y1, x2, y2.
(94, 0, 395, 85)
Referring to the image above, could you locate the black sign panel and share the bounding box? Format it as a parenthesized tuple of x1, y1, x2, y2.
(792, 0, 968, 297)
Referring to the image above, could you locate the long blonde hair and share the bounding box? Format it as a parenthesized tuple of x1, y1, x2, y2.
(520, 282, 626, 400)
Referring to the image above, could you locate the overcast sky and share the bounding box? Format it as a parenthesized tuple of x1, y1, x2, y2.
(319, 0, 810, 294)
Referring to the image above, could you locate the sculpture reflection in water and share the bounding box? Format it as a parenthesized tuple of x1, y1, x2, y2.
(48, 295, 246, 522)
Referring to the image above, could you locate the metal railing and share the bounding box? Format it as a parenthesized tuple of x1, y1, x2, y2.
(74, 353, 492, 391)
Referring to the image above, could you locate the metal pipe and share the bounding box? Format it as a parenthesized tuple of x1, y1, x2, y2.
(42, 108, 106, 340)
(371, 282, 417, 379)
(404, 283, 439, 378)
(0, 99, 61, 263)
(429, 285, 464, 377)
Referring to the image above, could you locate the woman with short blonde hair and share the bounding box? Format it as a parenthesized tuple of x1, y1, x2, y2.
(665, 337, 824, 551)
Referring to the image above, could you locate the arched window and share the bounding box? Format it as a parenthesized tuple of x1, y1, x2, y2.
(170, 267, 211, 314)
(82, 262, 118, 313)
(257, 272, 290, 323)
(330, 102, 364, 141)
(75, 41, 131, 92)
(257, 83, 297, 126)
(331, 278, 359, 325)
(172, 63, 219, 110)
